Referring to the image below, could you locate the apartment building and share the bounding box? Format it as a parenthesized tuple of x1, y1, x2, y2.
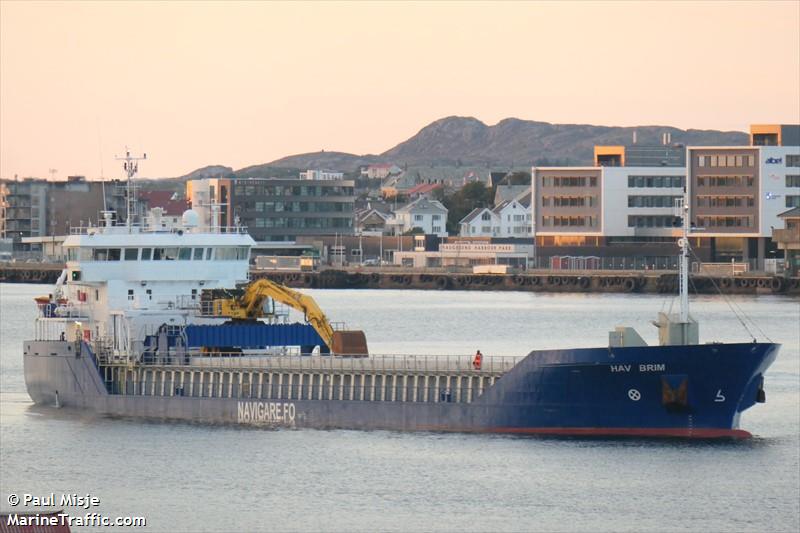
(531, 124, 799, 266)
(0, 176, 128, 241)
(187, 176, 356, 242)
(686, 124, 800, 262)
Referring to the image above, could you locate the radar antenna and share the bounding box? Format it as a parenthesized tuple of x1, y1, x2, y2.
(115, 148, 147, 231)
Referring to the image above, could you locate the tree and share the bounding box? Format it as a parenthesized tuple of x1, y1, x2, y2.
(441, 181, 493, 235)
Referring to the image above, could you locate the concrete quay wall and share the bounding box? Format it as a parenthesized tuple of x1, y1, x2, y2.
(1, 263, 798, 296)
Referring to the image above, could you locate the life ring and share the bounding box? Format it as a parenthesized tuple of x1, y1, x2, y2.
(757, 278, 767, 288)
(561, 276, 571, 285)
(402, 275, 412, 285)
(720, 278, 732, 289)
(579, 277, 590, 289)
(552, 276, 562, 286)
(435, 276, 450, 290)
(771, 277, 785, 293)
(624, 278, 636, 292)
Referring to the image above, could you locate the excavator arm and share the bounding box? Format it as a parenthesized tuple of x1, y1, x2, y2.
(240, 279, 336, 347)
(211, 278, 368, 356)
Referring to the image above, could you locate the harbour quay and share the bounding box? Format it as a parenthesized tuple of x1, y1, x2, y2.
(1, 262, 798, 295)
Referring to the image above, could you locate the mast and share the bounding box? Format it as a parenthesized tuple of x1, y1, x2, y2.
(676, 186, 690, 323)
(115, 148, 147, 231)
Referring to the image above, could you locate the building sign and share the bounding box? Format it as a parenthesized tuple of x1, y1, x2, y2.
(765, 192, 782, 200)
(765, 157, 783, 164)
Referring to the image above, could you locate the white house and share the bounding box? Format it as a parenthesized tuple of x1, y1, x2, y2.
(494, 196, 532, 237)
(459, 207, 499, 237)
(390, 197, 448, 237)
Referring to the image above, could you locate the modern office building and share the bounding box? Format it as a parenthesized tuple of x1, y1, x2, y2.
(686, 124, 800, 263)
(531, 124, 799, 267)
(187, 177, 356, 242)
(0, 176, 128, 242)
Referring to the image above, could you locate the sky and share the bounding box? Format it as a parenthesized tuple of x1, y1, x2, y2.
(1, 1, 799, 180)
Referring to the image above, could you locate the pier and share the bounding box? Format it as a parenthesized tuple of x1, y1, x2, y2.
(2, 262, 798, 295)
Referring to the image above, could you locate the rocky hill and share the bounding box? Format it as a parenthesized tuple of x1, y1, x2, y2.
(173, 116, 749, 178)
(381, 116, 749, 167)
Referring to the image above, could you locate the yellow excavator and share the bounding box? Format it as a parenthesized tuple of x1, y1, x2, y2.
(210, 278, 368, 356)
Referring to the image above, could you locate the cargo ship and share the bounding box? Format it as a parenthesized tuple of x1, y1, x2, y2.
(22, 152, 778, 438)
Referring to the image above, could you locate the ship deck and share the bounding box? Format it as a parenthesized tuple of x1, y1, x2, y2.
(98, 353, 521, 405)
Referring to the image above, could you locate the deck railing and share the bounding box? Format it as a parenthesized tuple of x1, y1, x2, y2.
(134, 352, 522, 374)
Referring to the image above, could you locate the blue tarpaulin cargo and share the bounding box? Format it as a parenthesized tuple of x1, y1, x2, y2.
(184, 323, 326, 350)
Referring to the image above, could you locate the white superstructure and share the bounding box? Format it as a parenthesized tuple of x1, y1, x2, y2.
(34, 152, 255, 358)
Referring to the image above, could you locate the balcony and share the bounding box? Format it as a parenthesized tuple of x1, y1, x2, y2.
(773, 228, 800, 247)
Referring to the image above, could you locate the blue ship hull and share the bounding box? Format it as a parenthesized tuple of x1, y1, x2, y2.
(23, 340, 778, 439)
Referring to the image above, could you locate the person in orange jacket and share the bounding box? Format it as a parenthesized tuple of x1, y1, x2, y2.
(473, 350, 483, 370)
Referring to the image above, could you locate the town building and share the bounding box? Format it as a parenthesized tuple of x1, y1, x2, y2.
(0, 176, 129, 250)
(355, 207, 392, 236)
(187, 176, 356, 242)
(532, 153, 689, 262)
(531, 124, 800, 268)
(299, 169, 344, 181)
(393, 238, 533, 269)
(685, 124, 800, 264)
(773, 207, 800, 275)
(362, 164, 401, 179)
(459, 207, 500, 237)
(459, 190, 532, 238)
(388, 197, 448, 237)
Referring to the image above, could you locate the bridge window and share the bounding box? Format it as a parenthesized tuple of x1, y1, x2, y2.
(92, 248, 121, 261)
(141, 248, 152, 260)
(205, 248, 213, 260)
(178, 247, 192, 260)
(193, 247, 204, 260)
(124, 248, 139, 261)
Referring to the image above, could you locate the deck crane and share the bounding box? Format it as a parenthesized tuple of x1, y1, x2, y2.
(211, 278, 368, 356)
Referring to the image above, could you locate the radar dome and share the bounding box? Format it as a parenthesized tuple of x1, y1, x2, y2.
(181, 209, 200, 228)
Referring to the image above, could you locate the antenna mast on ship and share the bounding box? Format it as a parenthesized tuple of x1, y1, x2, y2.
(115, 148, 146, 232)
(677, 188, 690, 323)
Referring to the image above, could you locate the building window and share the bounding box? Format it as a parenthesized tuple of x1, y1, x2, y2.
(432, 214, 441, 221)
(787, 155, 800, 167)
(787, 175, 800, 188)
(127, 289, 134, 301)
(787, 196, 800, 208)
(432, 226, 442, 233)
(414, 214, 423, 221)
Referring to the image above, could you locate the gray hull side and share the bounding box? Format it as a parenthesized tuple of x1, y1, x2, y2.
(23, 341, 481, 431)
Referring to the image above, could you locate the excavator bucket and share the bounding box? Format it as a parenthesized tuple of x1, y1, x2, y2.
(332, 330, 369, 357)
